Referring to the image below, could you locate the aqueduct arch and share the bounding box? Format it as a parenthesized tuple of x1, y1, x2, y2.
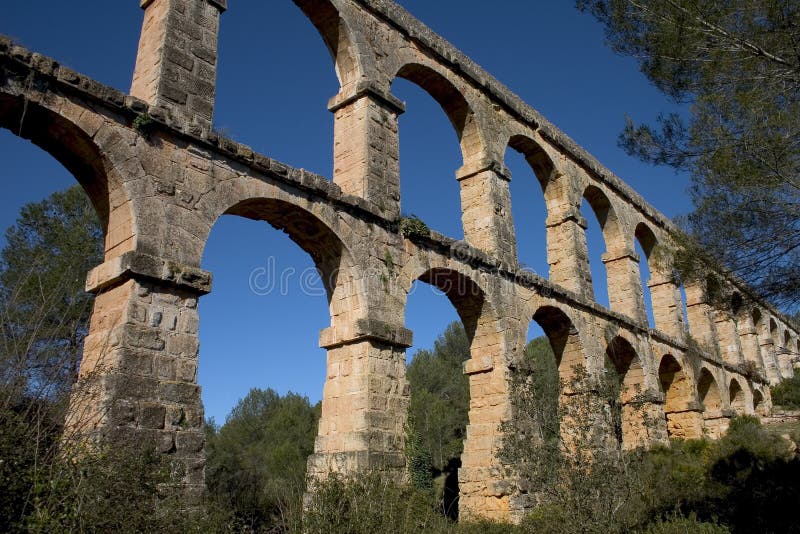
(1, 0, 795, 522)
(0, 93, 136, 260)
(658, 354, 702, 439)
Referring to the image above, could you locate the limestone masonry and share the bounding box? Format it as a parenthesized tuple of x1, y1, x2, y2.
(0, 0, 796, 522)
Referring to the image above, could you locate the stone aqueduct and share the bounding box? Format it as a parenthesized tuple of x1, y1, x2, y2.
(0, 0, 797, 522)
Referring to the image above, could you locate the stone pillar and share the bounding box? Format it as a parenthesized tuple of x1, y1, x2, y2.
(620, 393, 669, 450)
(703, 409, 733, 439)
(328, 84, 405, 219)
(460, 356, 513, 522)
(456, 159, 518, 268)
(777, 340, 794, 379)
(65, 252, 212, 502)
(760, 338, 782, 384)
(602, 247, 647, 324)
(309, 320, 412, 480)
(647, 271, 686, 340)
(131, 0, 226, 131)
(737, 314, 765, 372)
(713, 312, 744, 366)
(664, 401, 704, 440)
(545, 206, 593, 299)
(684, 282, 718, 350)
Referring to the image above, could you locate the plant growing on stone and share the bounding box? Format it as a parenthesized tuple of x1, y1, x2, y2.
(132, 112, 155, 135)
(399, 215, 431, 239)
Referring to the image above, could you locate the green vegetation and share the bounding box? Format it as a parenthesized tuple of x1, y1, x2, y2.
(205, 388, 320, 530)
(0, 185, 102, 400)
(771, 374, 800, 409)
(577, 0, 800, 308)
(406, 322, 470, 514)
(503, 352, 800, 534)
(132, 112, 155, 135)
(399, 215, 431, 239)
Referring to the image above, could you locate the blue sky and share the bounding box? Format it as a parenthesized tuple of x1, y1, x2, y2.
(1, 1, 690, 423)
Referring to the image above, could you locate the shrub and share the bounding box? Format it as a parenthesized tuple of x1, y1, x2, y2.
(399, 215, 431, 239)
(771, 374, 800, 409)
(302, 473, 452, 534)
(640, 514, 729, 534)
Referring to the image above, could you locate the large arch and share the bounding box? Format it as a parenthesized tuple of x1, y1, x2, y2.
(768, 317, 783, 381)
(729, 378, 746, 414)
(196, 195, 363, 503)
(390, 62, 512, 263)
(582, 185, 625, 310)
(394, 63, 484, 164)
(204, 196, 362, 332)
(583, 185, 624, 254)
(403, 264, 507, 519)
(698, 368, 726, 438)
(528, 305, 586, 450)
(198, 193, 381, 488)
(751, 308, 770, 374)
(635, 223, 658, 327)
(698, 368, 722, 412)
(0, 88, 140, 426)
(506, 135, 557, 277)
(292, 0, 373, 90)
(781, 330, 795, 377)
(0, 92, 135, 260)
(658, 354, 700, 439)
(752, 388, 768, 416)
(532, 305, 584, 381)
(604, 335, 648, 450)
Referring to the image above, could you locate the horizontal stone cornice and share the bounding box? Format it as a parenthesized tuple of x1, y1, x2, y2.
(327, 81, 406, 115)
(86, 252, 212, 295)
(319, 319, 413, 349)
(140, 0, 226, 12)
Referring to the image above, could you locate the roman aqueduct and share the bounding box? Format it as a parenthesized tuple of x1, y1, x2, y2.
(0, 0, 797, 522)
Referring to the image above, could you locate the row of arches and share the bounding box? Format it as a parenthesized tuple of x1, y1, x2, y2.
(0, 84, 775, 521)
(1, 0, 792, 521)
(701, 284, 799, 383)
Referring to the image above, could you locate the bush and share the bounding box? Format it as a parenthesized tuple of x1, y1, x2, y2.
(205, 388, 320, 531)
(504, 351, 800, 534)
(302, 473, 452, 534)
(771, 374, 800, 409)
(0, 401, 233, 533)
(640, 514, 729, 534)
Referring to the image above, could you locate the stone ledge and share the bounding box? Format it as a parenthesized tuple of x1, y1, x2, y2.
(664, 401, 703, 413)
(602, 250, 640, 264)
(319, 319, 413, 349)
(140, 0, 226, 11)
(327, 81, 406, 115)
(86, 252, 212, 295)
(545, 208, 587, 229)
(464, 356, 493, 375)
(455, 158, 510, 182)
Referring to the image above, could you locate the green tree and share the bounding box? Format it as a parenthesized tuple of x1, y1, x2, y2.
(771, 373, 800, 408)
(522, 336, 559, 443)
(0, 185, 102, 401)
(0, 185, 103, 529)
(406, 322, 471, 474)
(205, 387, 320, 531)
(577, 0, 800, 308)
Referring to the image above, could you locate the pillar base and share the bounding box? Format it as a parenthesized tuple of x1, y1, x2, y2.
(665, 409, 705, 440)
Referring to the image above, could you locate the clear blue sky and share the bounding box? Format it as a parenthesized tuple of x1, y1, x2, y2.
(0, 1, 690, 424)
